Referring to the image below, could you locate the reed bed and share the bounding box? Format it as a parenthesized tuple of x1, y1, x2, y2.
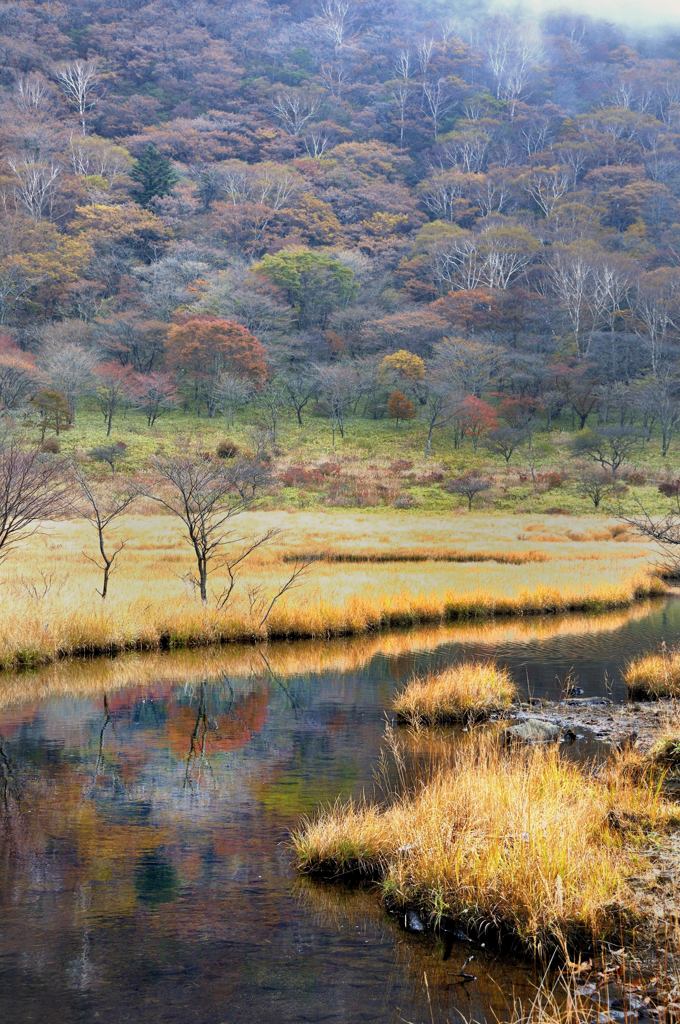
(624, 649, 680, 699)
(0, 571, 663, 674)
(393, 661, 516, 725)
(292, 735, 676, 958)
(282, 549, 548, 564)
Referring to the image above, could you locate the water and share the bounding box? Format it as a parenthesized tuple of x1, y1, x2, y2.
(0, 597, 678, 1024)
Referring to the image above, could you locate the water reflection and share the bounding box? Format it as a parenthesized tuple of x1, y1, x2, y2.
(0, 597, 678, 1024)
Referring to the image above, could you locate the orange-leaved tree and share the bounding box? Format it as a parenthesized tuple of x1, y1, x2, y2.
(387, 389, 416, 427)
(166, 315, 267, 416)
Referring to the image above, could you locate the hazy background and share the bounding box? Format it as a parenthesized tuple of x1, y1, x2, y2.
(490, 0, 680, 28)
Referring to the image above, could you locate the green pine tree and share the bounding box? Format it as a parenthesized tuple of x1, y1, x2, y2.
(131, 143, 178, 207)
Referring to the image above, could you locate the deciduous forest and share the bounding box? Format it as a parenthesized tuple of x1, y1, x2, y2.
(2, 0, 680, 512)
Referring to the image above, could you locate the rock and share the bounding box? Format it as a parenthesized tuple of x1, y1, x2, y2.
(504, 719, 562, 744)
(564, 697, 611, 706)
(405, 910, 425, 933)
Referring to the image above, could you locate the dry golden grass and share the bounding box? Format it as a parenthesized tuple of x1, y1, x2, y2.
(393, 661, 516, 724)
(0, 510, 663, 673)
(646, 707, 680, 773)
(0, 602, 660, 713)
(624, 648, 680, 699)
(292, 734, 677, 957)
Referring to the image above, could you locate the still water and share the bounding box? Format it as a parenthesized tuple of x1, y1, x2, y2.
(0, 598, 678, 1024)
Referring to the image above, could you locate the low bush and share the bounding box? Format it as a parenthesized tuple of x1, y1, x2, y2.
(216, 438, 240, 459)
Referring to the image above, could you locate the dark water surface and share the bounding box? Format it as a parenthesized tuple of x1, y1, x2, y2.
(1, 597, 678, 1024)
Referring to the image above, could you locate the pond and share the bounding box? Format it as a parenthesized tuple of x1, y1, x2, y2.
(0, 596, 677, 1024)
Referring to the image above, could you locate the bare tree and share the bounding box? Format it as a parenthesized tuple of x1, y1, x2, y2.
(55, 59, 101, 134)
(524, 165, 571, 217)
(317, 0, 353, 52)
(272, 90, 321, 137)
(571, 426, 639, 477)
(576, 464, 624, 509)
(484, 426, 528, 465)
(144, 454, 271, 604)
(392, 50, 412, 149)
(0, 443, 70, 566)
(621, 496, 680, 578)
(422, 78, 449, 141)
(14, 73, 50, 113)
(9, 158, 61, 220)
(446, 474, 493, 510)
(74, 469, 137, 599)
(280, 368, 317, 426)
(314, 363, 356, 442)
(303, 132, 330, 158)
(485, 22, 541, 118)
(249, 559, 312, 628)
(39, 342, 96, 419)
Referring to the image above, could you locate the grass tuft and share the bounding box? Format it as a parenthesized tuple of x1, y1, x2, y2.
(393, 660, 516, 725)
(624, 648, 680, 699)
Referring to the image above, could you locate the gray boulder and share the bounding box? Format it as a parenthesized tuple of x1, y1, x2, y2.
(504, 719, 562, 745)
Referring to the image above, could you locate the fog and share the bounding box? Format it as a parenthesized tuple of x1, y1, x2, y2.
(489, 0, 680, 29)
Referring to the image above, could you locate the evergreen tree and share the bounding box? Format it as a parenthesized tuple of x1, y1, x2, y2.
(131, 144, 178, 207)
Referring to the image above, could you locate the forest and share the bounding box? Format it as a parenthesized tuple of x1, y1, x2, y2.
(1, 0, 680, 516)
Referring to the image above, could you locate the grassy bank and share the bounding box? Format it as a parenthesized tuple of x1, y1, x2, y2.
(50, 404, 680, 517)
(292, 735, 676, 958)
(625, 648, 680, 699)
(0, 602, 661, 713)
(393, 661, 516, 725)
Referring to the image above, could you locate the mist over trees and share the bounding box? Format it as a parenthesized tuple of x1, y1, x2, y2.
(2, 0, 680, 466)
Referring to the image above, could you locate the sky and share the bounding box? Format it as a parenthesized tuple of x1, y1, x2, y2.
(491, 0, 680, 28)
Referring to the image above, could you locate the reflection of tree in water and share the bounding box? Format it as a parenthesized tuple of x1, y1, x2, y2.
(0, 737, 23, 861)
(0, 738, 20, 813)
(179, 676, 275, 791)
(95, 693, 111, 773)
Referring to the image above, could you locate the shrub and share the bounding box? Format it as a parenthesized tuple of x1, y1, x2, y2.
(216, 439, 240, 459)
(280, 464, 326, 488)
(658, 479, 680, 498)
(89, 441, 127, 473)
(41, 437, 61, 454)
(536, 470, 566, 490)
(621, 467, 646, 486)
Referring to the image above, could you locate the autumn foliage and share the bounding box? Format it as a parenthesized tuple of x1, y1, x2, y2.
(166, 316, 268, 389)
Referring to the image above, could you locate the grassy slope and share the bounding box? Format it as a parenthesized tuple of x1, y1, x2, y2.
(47, 402, 679, 515)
